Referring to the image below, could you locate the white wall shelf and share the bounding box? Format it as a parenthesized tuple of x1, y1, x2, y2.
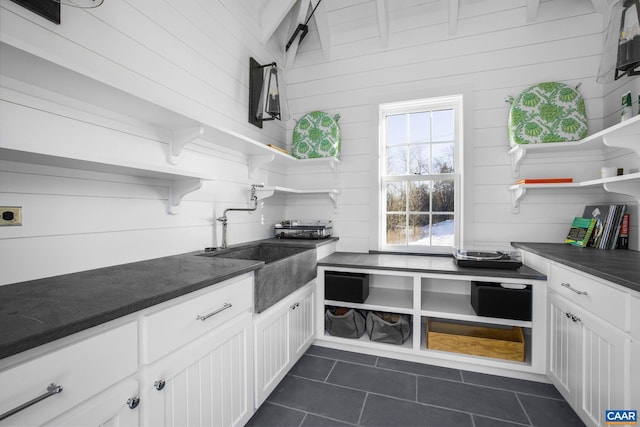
(508, 116, 640, 177)
(1, 44, 342, 203)
(0, 148, 214, 215)
(255, 186, 340, 211)
(509, 172, 640, 213)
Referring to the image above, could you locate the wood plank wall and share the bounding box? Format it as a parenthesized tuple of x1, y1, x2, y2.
(0, 0, 287, 285)
(283, 0, 640, 252)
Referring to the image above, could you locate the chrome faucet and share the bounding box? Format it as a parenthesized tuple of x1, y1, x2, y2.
(217, 184, 264, 249)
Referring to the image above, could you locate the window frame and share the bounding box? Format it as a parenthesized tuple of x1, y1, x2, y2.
(378, 95, 463, 253)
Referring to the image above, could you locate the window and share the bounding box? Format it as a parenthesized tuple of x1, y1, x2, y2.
(379, 95, 462, 252)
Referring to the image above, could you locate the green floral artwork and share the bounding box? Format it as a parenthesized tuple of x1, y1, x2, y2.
(292, 111, 341, 159)
(508, 82, 588, 145)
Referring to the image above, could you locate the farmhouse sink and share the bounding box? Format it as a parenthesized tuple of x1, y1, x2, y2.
(199, 243, 317, 313)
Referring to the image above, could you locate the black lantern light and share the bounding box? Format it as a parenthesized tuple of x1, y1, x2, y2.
(615, 0, 640, 79)
(249, 58, 281, 128)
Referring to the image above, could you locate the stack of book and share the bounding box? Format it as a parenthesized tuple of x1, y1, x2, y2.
(578, 204, 629, 249)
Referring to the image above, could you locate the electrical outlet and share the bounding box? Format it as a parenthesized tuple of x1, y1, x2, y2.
(0, 207, 22, 226)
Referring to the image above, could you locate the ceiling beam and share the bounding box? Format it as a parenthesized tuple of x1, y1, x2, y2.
(261, 0, 298, 44)
(285, 0, 312, 69)
(448, 0, 459, 36)
(314, 0, 332, 60)
(526, 0, 540, 22)
(376, 0, 389, 49)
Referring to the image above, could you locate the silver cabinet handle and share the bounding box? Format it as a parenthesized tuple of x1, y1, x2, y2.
(290, 302, 300, 310)
(126, 396, 140, 410)
(0, 383, 63, 421)
(196, 303, 232, 321)
(154, 380, 166, 391)
(560, 282, 588, 296)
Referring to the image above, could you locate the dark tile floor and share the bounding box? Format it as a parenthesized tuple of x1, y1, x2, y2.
(246, 345, 585, 427)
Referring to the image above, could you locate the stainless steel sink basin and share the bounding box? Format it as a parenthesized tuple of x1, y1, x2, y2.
(200, 243, 317, 313)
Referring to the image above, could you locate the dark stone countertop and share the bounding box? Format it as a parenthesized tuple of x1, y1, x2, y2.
(0, 253, 264, 360)
(0, 238, 337, 361)
(511, 242, 640, 293)
(317, 252, 546, 281)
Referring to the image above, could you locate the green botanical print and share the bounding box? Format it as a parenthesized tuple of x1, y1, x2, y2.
(524, 122, 543, 136)
(559, 87, 578, 102)
(292, 111, 341, 159)
(508, 82, 588, 145)
(522, 93, 541, 107)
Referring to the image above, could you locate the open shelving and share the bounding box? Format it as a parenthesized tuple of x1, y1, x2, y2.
(507, 116, 640, 212)
(316, 266, 546, 376)
(509, 172, 640, 213)
(508, 115, 640, 177)
(0, 43, 340, 213)
(255, 186, 340, 211)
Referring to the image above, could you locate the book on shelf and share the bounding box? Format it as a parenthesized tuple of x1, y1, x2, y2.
(516, 178, 573, 185)
(581, 204, 627, 249)
(565, 217, 596, 247)
(618, 213, 630, 250)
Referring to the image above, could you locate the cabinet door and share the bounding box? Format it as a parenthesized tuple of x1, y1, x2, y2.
(548, 293, 580, 405)
(254, 283, 316, 407)
(254, 299, 291, 407)
(46, 379, 139, 427)
(577, 308, 630, 427)
(144, 312, 253, 427)
(290, 286, 315, 361)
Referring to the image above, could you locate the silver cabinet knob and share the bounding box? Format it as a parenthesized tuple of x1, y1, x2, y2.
(154, 379, 166, 391)
(127, 396, 140, 410)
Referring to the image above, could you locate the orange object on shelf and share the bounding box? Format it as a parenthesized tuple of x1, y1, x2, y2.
(516, 178, 573, 184)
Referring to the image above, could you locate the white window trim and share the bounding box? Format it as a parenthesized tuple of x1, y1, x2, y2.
(377, 94, 464, 254)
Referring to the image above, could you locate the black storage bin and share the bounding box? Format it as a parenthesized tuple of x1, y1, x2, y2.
(365, 311, 411, 345)
(470, 282, 532, 321)
(325, 307, 366, 338)
(325, 271, 369, 303)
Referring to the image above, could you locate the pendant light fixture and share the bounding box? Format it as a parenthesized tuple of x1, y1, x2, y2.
(615, 0, 640, 79)
(249, 58, 282, 128)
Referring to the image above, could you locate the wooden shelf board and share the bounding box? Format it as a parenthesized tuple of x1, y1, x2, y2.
(420, 291, 532, 328)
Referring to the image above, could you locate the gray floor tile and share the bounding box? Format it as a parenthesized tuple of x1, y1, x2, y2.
(246, 402, 306, 427)
(377, 357, 462, 381)
(267, 375, 366, 424)
(305, 345, 378, 365)
(473, 414, 532, 427)
(518, 394, 586, 427)
(360, 393, 473, 427)
(327, 361, 417, 400)
(301, 414, 356, 427)
(290, 354, 336, 381)
(417, 376, 529, 424)
(462, 371, 563, 399)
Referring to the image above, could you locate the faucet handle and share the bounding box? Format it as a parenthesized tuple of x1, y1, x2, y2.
(252, 184, 265, 189)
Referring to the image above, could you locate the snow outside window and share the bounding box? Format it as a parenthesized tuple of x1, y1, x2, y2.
(379, 96, 461, 252)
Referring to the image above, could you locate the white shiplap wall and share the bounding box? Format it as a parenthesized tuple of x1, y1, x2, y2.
(284, 0, 640, 252)
(0, 0, 289, 285)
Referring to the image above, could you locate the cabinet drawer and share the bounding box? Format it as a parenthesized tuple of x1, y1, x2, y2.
(142, 273, 252, 364)
(0, 322, 137, 426)
(549, 264, 627, 330)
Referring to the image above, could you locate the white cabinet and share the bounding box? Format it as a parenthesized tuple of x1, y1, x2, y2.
(0, 322, 138, 426)
(545, 258, 637, 427)
(316, 266, 547, 376)
(142, 312, 254, 427)
(46, 379, 140, 427)
(254, 282, 315, 406)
